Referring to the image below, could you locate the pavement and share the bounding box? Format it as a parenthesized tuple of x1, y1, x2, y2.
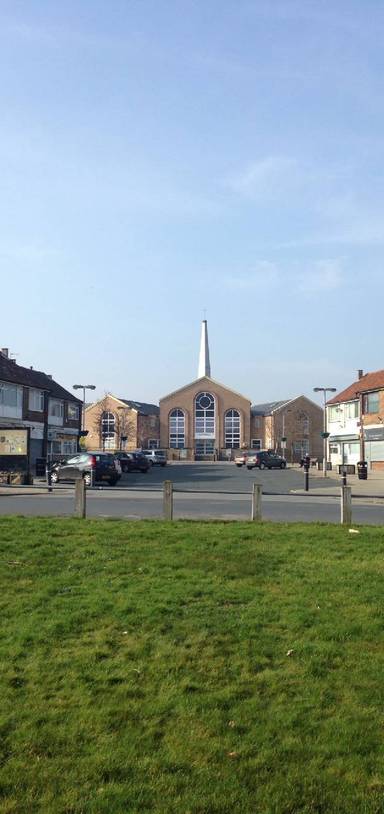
(291, 465, 384, 499)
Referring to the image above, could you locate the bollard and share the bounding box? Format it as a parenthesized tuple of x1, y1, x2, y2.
(74, 478, 86, 518)
(340, 485, 352, 525)
(163, 480, 173, 521)
(46, 466, 52, 494)
(251, 483, 262, 521)
(342, 469, 347, 487)
(304, 464, 309, 492)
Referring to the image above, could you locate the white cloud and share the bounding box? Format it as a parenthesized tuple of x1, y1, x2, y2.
(226, 156, 300, 201)
(221, 258, 345, 296)
(297, 260, 344, 293)
(223, 261, 279, 290)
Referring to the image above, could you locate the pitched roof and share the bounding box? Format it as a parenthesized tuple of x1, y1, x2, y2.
(0, 353, 81, 403)
(120, 399, 159, 416)
(251, 399, 292, 416)
(327, 370, 384, 405)
(159, 376, 251, 404)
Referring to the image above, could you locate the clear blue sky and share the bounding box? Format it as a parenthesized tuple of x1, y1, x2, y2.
(1, 0, 383, 407)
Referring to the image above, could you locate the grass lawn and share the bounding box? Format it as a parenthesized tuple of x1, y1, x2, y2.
(1, 518, 384, 813)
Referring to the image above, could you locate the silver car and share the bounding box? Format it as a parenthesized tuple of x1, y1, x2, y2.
(142, 449, 167, 467)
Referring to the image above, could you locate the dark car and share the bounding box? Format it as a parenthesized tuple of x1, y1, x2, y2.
(50, 452, 121, 486)
(246, 450, 287, 470)
(115, 451, 150, 473)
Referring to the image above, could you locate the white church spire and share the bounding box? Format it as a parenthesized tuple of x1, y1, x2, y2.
(198, 319, 211, 378)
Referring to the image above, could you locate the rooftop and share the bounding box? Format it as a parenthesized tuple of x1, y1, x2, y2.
(0, 352, 81, 403)
(120, 400, 159, 416)
(251, 400, 292, 416)
(327, 370, 384, 405)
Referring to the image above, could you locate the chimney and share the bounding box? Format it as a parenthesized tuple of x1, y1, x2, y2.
(358, 369, 364, 380)
(1, 347, 9, 358)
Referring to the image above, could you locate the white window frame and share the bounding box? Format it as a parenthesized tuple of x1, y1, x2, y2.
(345, 401, 359, 420)
(0, 382, 23, 418)
(28, 389, 44, 412)
(169, 409, 185, 449)
(225, 409, 240, 449)
(148, 439, 159, 449)
(364, 392, 380, 415)
(101, 411, 116, 449)
(49, 400, 64, 418)
(195, 392, 215, 439)
(67, 403, 80, 421)
(251, 438, 262, 450)
(328, 405, 340, 422)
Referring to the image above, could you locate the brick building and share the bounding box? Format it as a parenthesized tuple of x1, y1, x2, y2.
(327, 369, 384, 471)
(0, 347, 82, 467)
(84, 394, 159, 451)
(251, 398, 323, 463)
(159, 322, 323, 461)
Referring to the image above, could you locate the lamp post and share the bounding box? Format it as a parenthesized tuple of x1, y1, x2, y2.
(313, 387, 337, 477)
(73, 384, 96, 431)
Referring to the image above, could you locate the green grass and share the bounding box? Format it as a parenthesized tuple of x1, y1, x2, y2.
(1, 518, 384, 813)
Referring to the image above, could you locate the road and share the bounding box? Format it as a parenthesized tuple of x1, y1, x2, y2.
(0, 464, 383, 523)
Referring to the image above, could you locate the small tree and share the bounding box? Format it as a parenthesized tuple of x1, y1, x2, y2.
(115, 407, 137, 450)
(91, 396, 137, 450)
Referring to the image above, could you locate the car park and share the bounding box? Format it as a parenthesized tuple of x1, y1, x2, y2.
(246, 450, 287, 470)
(114, 451, 151, 473)
(142, 449, 167, 467)
(50, 452, 121, 486)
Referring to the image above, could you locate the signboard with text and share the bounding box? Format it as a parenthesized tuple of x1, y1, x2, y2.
(0, 428, 29, 456)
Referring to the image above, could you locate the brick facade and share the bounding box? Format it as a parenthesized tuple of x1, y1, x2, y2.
(84, 394, 160, 451)
(160, 376, 251, 460)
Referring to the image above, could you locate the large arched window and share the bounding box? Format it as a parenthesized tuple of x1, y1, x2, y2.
(195, 392, 215, 437)
(194, 392, 215, 455)
(169, 409, 185, 448)
(225, 409, 240, 448)
(101, 411, 115, 450)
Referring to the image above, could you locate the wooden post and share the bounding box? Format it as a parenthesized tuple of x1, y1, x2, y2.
(251, 483, 262, 521)
(75, 478, 86, 518)
(163, 480, 173, 521)
(340, 485, 352, 525)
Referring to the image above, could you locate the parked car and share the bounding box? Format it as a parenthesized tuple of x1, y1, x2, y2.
(114, 451, 151, 473)
(234, 451, 253, 467)
(50, 452, 121, 486)
(142, 449, 167, 467)
(246, 450, 287, 470)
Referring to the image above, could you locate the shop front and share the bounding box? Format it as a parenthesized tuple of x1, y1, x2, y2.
(364, 427, 384, 471)
(47, 428, 79, 457)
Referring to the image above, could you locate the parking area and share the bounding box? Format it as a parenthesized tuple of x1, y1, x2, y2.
(112, 461, 330, 495)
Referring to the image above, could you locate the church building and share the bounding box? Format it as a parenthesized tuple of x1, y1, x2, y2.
(160, 321, 323, 461)
(160, 321, 252, 460)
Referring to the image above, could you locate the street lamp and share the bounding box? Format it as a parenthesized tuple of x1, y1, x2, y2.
(313, 387, 337, 477)
(73, 384, 96, 431)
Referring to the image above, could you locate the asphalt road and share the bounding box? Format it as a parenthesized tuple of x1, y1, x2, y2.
(0, 464, 383, 523)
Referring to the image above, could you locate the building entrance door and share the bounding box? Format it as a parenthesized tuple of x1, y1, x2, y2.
(195, 439, 215, 459)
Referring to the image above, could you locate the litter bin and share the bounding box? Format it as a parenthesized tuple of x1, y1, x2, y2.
(357, 461, 368, 480)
